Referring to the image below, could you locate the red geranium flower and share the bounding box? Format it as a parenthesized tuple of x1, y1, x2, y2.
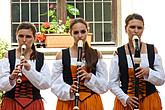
(43, 22, 51, 29)
(36, 32, 46, 42)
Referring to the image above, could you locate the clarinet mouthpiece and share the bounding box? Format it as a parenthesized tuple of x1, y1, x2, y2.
(78, 40, 83, 48)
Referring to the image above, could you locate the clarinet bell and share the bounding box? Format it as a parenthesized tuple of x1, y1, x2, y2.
(75, 93, 79, 97)
(73, 106, 79, 110)
(17, 72, 22, 83)
(17, 77, 22, 83)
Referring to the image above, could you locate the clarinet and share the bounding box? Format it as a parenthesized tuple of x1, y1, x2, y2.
(73, 40, 83, 110)
(133, 35, 141, 110)
(17, 44, 26, 84)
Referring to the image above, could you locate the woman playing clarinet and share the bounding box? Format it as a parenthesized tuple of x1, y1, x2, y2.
(108, 13, 165, 110)
(51, 18, 108, 110)
(0, 22, 51, 110)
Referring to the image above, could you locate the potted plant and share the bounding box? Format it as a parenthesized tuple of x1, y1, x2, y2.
(37, 3, 92, 48)
(40, 4, 80, 34)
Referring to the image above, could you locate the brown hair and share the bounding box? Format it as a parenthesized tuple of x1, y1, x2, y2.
(70, 18, 89, 33)
(84, 42, 98, 71)
(16, 22, 37, 60)
(125, 13, 144, 28)
(70, 18, 98, 71)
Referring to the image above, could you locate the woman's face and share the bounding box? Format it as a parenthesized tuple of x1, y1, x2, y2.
(16, 29, 35, 49)
(125, 19, 144, 41)
(71, 22, 88, 44)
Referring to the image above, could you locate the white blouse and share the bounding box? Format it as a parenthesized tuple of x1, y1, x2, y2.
(0, 57, 51, 91)
(51, 58, 109, 101)
(109, 53, 165, 106)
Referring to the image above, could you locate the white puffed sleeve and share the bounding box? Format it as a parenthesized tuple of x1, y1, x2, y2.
(22, 60, 51, 90)
(0, 58, 16, 91)
(51, 60, 74, 101)
(142, 54, 165, 86)
(84, 59, 109, 94)
(108, 55, 129, 106)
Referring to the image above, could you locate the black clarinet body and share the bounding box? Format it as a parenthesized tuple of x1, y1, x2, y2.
(133, 35, 141, 110)
(73, 40, 83, 110)
(134, 48, 140, 99)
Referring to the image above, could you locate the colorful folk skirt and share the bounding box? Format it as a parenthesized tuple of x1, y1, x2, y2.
(1, 97, 44, 110)
(56, 93, 104, 110)
(113, 92, 162, 110)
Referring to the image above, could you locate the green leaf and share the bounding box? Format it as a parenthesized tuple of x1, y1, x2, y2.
(39, 4, 81, 34)
(40, 12, 48, 16)
(48, 10, 56, 17)
(0, 40, 8, 59)
(67, 4, 80, 16)
(51, 18, 57, 22)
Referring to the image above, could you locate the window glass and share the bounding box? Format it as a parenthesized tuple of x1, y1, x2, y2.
(40, 0, 48, 1)
(31, 3, 38, 22)
(104, 2, 112, 21)
(88, 23, 93, 40)
(95, 23, 102, 42)
(12, 3, 20, 22)
(11, 0, 116, 44)
(76, 3, 84, 18)
(104, 23, 112, 42)
(12, 0, 19, 2)
(21, 0, 29, 2)
(21, 3, 29, 21)
(12, 24, 18, 43)
(94, 3, 102, 21)
(40, 3, 48, 22)
(85, 3, 93, 21)
(31, 0, 38, 2)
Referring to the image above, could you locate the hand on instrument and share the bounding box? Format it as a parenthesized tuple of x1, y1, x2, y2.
(77, 66, 92, 81)
(126, 96, 139, 110)
(135, 67, 149, 78)
(20, 58, 31, 71)
(9, 64, 22, 80)
(70, 81, 78, 96)
(70, 81, 78, 93)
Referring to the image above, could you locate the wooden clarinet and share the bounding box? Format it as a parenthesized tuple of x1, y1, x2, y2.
(73, 40, 83, 110)
(17, 44, 26, 84)
(133, 35, 141, 110)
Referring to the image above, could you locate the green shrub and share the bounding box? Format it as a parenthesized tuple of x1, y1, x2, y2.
(0, 39, 9, 104)
(0, 39, 9, 59)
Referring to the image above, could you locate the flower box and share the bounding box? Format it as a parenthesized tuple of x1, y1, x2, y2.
(45, 33, 92, 48)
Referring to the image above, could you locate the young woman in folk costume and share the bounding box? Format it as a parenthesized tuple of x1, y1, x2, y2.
(51, 18, 108, 110)
(0, 22, 51, 110)
(109, 13, 165, 110)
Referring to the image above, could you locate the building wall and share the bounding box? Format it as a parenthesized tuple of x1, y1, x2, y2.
(0, 0, 11, 43)
(1, 0, 165, 110)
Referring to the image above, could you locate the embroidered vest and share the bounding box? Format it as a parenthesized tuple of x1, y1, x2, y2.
(62, 48, 97, 101)
(4, 49, 44, 108)
(117, 44, 156, 97)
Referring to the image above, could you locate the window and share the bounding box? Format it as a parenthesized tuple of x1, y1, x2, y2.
(11, 0, 120, 46)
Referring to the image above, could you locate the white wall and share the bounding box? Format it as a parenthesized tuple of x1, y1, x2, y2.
(1, 0, 165, 110)
(0, 0, 11, 43)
